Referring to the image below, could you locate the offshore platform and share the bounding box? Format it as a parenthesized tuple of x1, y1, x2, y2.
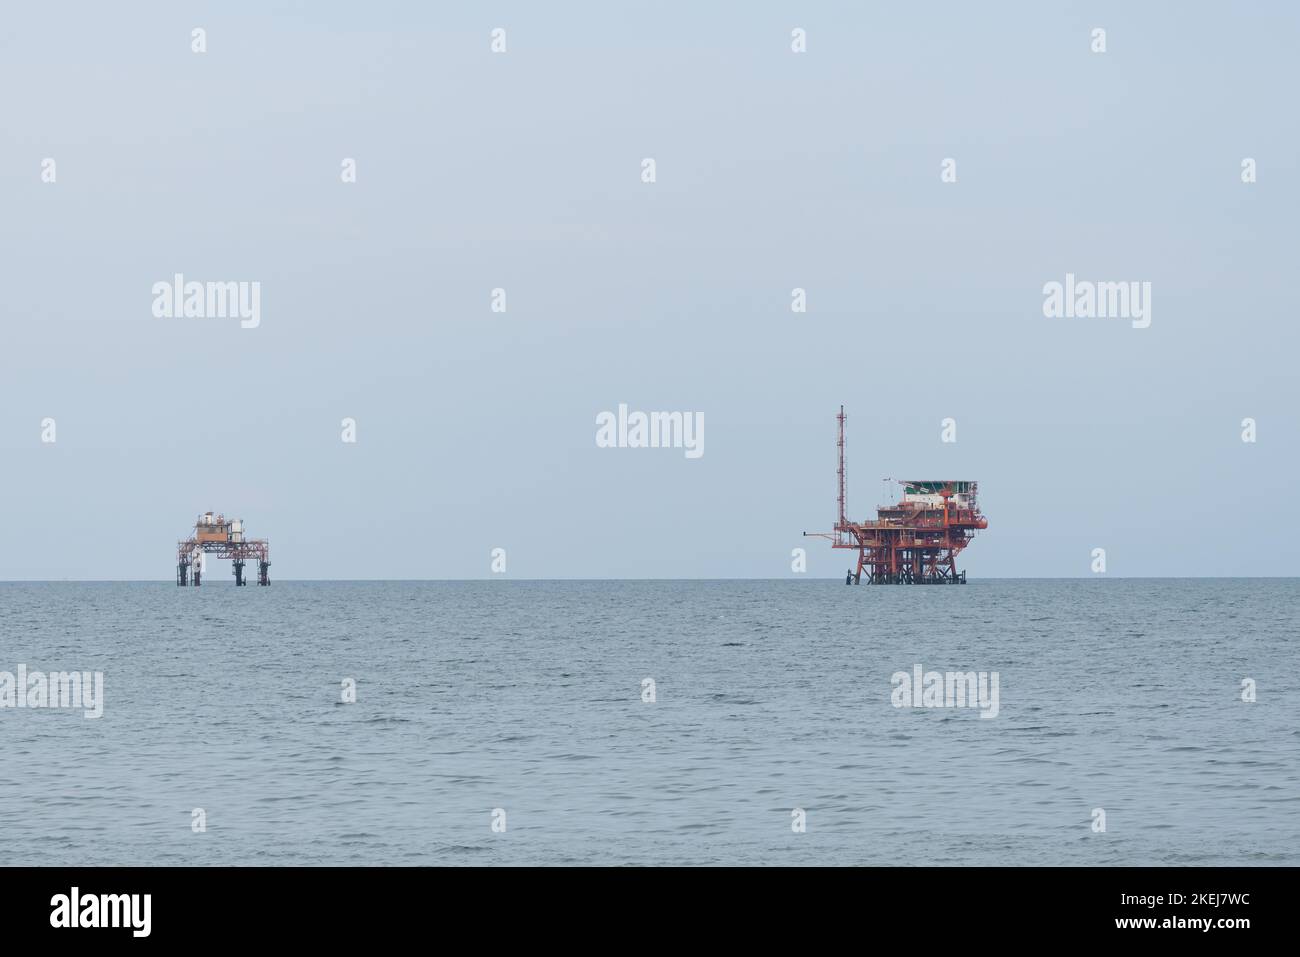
(804, 407, 987, 584)
(176, 512, 270, 586)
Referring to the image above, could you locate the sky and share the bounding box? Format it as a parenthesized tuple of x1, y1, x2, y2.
(2, 1, 1297, 579)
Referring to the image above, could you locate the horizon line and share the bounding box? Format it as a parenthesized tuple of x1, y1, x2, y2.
(2, 576, 1299, 584)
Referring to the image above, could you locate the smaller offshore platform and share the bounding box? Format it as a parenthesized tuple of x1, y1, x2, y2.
(176, 512, 270, 586)
(804, 407, 988, 584)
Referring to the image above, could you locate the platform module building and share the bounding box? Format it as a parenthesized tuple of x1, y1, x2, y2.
(177, 512, 270, 586)
(804, 408, 988, 584)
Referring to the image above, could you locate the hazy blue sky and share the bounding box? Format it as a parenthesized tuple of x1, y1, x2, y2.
(2, 2, 1297, 579)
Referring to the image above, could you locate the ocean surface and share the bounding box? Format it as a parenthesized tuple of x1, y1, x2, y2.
(1, 579, 1296, 866)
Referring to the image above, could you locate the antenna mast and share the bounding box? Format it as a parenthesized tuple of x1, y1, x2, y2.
(837, 405, 847, 529)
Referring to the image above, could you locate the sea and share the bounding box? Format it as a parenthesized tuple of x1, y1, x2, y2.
(1, 579, 1296, 866)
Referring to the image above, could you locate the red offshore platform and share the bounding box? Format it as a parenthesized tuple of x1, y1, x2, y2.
(176, 512, 270, 586)
(804, 407, 988, 584)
